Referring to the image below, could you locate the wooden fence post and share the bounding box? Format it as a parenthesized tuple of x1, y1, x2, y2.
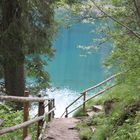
(52, 99, 55, 118)
(23, 91, 29, 140)
(65, 108, 68, 118)
(37, 95, 45, 138)
(83, 92, 86, 113)
(48, 100, 51, 122)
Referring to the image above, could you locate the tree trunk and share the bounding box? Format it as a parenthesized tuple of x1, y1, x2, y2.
(4, 64, 25, 97)
(1, 0, 25, 109)
(4, 64, 25, 109)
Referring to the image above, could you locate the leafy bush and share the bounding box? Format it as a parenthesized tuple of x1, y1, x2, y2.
(0, 103, 23, 139)
(0, 103, 38, 140)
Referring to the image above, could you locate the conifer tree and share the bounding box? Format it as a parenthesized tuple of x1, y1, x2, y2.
(0, 0, 56, 100)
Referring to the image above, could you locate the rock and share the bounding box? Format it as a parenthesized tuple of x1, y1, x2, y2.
(90, 127, 96, 133)
(91, 105, 103, 112)
(104, 100, 114, 114)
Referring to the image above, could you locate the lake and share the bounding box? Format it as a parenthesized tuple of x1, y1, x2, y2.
(43, 21, 111, 117)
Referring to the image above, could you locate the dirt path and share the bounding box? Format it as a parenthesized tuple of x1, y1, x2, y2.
(43, 118, 80, 140)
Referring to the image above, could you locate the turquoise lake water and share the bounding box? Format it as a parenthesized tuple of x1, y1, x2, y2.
(47, 21, 110, 92)
(43, 21, 111, 117)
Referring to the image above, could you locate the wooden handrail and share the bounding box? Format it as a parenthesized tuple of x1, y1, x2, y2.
(61, 110, 67, 118)
(0, 108, 55, 135)
(80, 73, 119, 94)
(61, 94, 84, 117)
(67, 94, 84, 109)
(67, 84, 116, 116)
(0, 91, 55, 139)
(0, 96, 46, 102)
(0, 96, 54, 102)
(61, 74, 119, 117)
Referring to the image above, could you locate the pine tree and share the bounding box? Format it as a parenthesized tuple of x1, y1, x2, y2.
(0, 0, 56, 101)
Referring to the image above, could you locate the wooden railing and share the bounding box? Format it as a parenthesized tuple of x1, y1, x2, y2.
(61, 73, 120, 118)
(0, 91, 55, 140)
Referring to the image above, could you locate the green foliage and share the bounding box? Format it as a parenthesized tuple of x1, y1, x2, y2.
(80, 128, 92, 140)
(109, 111, 140, 140)
(98, 0, 140, 91)
(0, 103, 39, 139)
(25, 55, 52, 93)
(69, 0, 140, 93)
(23, 1, 57, 92)
(0, 103, 23, 127)
(76, 121, 92, 140)
(73, 107, 87, 117)
(0, 103, 23, 139)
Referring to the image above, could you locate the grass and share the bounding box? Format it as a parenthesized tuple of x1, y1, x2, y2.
(74, 84, 140, 140)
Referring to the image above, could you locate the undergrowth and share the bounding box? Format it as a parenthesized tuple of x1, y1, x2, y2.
(0, 103, 38, 140)
(74, 84, 140, 140)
